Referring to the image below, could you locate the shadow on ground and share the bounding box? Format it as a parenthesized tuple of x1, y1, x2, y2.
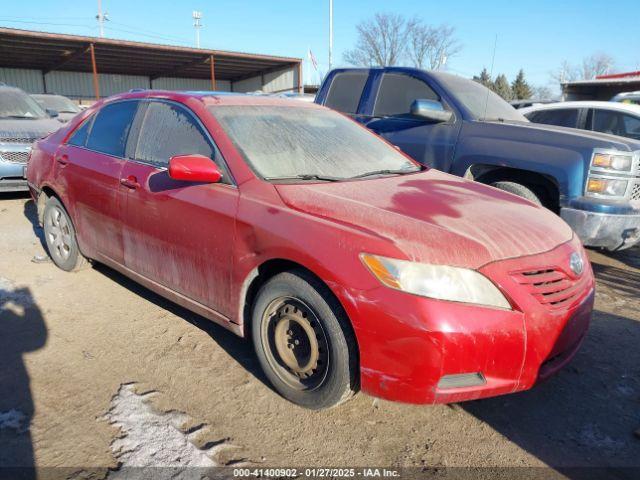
(92, 263, 270, 389)
(464, 297, 640, 478)
(0, 283, 47, 479)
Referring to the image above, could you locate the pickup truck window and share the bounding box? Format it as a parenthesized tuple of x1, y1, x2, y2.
(211, 105, 419, 181)
(528, 109, 579, 128)
(373, 73, 439, 117)
(324, 72, 368, 114)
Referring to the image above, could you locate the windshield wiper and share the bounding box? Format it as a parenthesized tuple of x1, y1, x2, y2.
(0, 115, 39, 119)
(348, 168, 420, 179)
(264, 174, 342, 182)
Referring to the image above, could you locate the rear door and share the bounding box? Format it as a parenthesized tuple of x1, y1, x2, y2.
(119, 99, 239, 317)
(359, 72, 460, 170)
(57, 100, 139, 263)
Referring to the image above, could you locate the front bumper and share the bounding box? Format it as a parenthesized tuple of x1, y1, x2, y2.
(0, 143, 30, 192)
(338, 236, 594, 404)
(561, 198, 640, 251)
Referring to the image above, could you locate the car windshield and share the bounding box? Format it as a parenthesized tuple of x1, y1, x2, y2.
(210, 105, 420, 181)
(439, 74, 528, 122)
(32, 95, 80, 113)
(0, 89, 47, 119)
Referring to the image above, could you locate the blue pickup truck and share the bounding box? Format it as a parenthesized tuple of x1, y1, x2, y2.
(315, 67, 640, 251)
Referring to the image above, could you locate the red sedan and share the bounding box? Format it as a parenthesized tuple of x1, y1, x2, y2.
(27, 91, 595, 409)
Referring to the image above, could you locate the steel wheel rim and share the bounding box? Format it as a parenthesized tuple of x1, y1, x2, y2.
(46, 206, 72, 261)
(261, 296, 330, 391)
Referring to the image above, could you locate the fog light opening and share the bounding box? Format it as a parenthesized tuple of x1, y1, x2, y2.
(437, 372, 486, 389)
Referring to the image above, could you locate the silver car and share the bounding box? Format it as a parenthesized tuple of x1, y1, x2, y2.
(0, 84, 61, 192)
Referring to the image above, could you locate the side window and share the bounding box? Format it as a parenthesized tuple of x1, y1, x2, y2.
(622, 114, 640, 139)
(530, 109, 578, 128)
(324, 72, 368, 114)
(373, 73, 439, 117)
(67, 116, 93, 147)
(592, 109, 640, 139)
(86, 101, 138, 157)
(134, 101, 214, 169)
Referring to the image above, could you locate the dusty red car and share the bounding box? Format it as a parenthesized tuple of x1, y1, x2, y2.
(27, 91, 595, 409)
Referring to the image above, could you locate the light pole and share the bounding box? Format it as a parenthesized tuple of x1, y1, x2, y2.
(328, 0, 333, 72)
(96, 0, 109, 38)
(193, 11, 203, 48)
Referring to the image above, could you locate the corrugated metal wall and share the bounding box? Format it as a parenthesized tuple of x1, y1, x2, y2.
(0, 67, 44, 93)
(151, 77, 231, 91)
(1, 66, 298, 97)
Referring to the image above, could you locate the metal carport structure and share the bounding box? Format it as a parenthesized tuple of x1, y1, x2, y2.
(0, 27, 302, 100)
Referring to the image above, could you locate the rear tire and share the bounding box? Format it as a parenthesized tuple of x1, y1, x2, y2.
(251, 270, 358, 409)
(490, 181, 542, 206)
(43, 196, 88, 272)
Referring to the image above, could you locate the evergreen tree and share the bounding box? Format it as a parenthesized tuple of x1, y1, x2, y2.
(473, 68, 494, 91)
(493, 74, 513, 100)
(511, 69, 532, 100)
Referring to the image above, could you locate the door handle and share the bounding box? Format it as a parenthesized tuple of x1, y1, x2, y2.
(120, 176, 140, 189)
(56, 154, 69, 166)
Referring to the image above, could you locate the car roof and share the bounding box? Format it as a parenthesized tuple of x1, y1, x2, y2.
(521, 101, 640, 116)
(104, 89, 324, 109)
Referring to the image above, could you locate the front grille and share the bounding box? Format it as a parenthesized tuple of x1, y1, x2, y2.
(631, 182, 640, 201)
(510, 268, 586, 309)
(0, 151, 29, 163)
(0, 133, 44, 144)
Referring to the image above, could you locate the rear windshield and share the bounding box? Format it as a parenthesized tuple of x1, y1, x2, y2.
(210, 105, 418, 181)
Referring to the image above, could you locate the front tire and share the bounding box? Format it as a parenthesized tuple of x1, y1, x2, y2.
(490, 181, 542, 206)
(43, 196, 88, 272)
(251, 270, 358, 409)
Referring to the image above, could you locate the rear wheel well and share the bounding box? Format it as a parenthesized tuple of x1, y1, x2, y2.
(469, 165, 560, 212)
(37, 186, 58, 226)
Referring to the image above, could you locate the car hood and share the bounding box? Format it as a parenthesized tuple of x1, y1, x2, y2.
(473, 120, 640, 152)
(274, 169, 574, 269)
(0, 117, 62, 143)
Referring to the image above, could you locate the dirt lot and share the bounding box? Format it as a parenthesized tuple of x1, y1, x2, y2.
(1, 191, 639, 479)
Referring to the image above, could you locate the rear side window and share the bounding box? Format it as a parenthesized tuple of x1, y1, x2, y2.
(86, 101, 138, 157)
(324, 72, 368, 114)
(527, 109, 579, 128)
(67, 116, 93, 147)
(134, 101, 214, 168)
(374, 73, 439, 117)
(591, 109, 640, 140)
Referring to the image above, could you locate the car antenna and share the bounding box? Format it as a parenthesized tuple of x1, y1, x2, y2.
(482, 34, 498, 121)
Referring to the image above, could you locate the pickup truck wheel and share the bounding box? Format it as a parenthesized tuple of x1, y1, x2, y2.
(490, 181, 542, 206)
(43, 196, 88, 272)
(251, 270, 358, 410)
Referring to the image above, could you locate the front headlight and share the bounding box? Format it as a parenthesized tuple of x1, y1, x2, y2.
(586, 177, 628, 196)
(360, 253, 511, 309)
(592, 152, 633, 172)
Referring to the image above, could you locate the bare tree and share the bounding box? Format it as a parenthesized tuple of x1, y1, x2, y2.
(343, 13, 412, 66)
(581, 53, 615, 79)
(408, 23, 461, 70)
(551, 54, 615, 86)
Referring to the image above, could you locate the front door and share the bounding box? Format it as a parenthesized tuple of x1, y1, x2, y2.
(120, 100, 239, 317)
(361, 72, 460, 172)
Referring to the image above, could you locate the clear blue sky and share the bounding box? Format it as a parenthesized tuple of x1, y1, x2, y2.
(1, 0, 638, 90)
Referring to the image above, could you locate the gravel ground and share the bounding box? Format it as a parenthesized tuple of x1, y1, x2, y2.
(1, 192, 639, 479)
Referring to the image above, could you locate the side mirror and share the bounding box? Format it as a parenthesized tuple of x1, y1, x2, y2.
(168, 154, 223, 183)
(410, 99, 453, 123)
(46, 108, 59, 118)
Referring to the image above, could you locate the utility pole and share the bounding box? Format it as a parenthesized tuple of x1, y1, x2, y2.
(96, 0, 109, 37)
(328, 0, 333, 72)
(193, 11, 203, 48)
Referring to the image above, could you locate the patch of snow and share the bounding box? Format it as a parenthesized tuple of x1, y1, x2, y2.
(104, 383, 238, 478)
(0, 409, 26, 432)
